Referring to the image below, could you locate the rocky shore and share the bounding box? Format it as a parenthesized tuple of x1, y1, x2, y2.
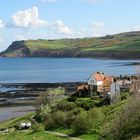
(0, 82, 84, 106)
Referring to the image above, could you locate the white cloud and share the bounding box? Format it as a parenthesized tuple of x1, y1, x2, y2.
(41, 0, 58, 2)
(92, 22, 104, 29)
(15, 34, 27, 40)
(0, 20, 4, 28)
(11, 7, 48, 28)
(0, 38, 4, 43)
(12, 20, 74, 40)
(133, 26, 140, 31)
(51, 20, 73, 35)
(86, 0, 103, 4)
(76, 22, 105, 37)
(91, 22, 105, 36)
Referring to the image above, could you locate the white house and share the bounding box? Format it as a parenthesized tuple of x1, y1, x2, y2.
(88, 72, 113, 95)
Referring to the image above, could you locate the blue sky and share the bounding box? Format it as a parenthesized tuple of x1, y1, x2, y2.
(0, 0, 140, 51)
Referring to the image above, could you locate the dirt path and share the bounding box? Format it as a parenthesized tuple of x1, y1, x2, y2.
(46, 131, 83, 140)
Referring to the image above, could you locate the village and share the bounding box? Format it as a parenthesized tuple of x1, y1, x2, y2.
(73, 72, 140, 104)
(0, 72, 140, 106)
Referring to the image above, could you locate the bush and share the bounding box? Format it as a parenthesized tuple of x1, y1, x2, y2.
(65, 107, 82, 127)
(67, 97, 77, 102)
(45, 111, 66, 129)
(56, 101, 77, 111)
(83, 102, 93, 111)
(32, 123, 42, 133)
(72, 111, 93, 134)
(39, 105, 52, 121)
(75, 98, 95, 109)
(75, 98, 103, 110)
(35, 88, 67, 114)
(75, 98, 85, 108)
(102, 97, 140, 140)
(121, 92, 129, 100)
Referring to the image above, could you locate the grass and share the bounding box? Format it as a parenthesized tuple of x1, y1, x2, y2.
(0, 113, 68, 140)
(79, 134, 99, 140)
(2, 31, 140, 58)
(25, 40, 69, 51)
(0, 98, 131, 140)
(0, 113, 34, 128)
(24, 35, 140, 53)
(0, 131, 68, 140)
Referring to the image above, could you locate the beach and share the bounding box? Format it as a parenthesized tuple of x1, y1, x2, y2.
(0, 106, 34, 122)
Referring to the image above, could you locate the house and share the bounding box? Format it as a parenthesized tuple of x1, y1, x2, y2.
(88, 72, 113, 96)
(72, 84, 89, 97)
(116, 79, 137, 93)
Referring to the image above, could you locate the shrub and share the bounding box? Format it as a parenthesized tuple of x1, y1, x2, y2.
(67, 97, 77, 102)
(121, 92, 129, 100)
(83, 102, 93, 111)
(102, 97, 140, 140)
(75, 98, 95, 109)
(75, 98, 84, 108)
(45, 111, 66, 129)
(72, 111, 93, 134)
(75, 98, 103, 110)
(32, 123, 42, 133)
(56, 101, 77, 111)
(65, 107, 82, 127)
(39, 105, 52, 120)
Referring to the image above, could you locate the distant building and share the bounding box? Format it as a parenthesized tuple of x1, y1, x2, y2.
(72, 84, 89, 97)
(88, 72, 113, 96)
(116, 79, 137, 93)
(110, 81, 120, 104)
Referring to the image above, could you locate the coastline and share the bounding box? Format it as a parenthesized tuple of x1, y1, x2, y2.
(1, 56, 140, 60)
(0, 106, 34, 122)
(0, 82, 85, 107)
(0, 82, 84, 122)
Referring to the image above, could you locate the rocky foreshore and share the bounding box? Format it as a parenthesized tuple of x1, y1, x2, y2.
(0, 82, 85, 106)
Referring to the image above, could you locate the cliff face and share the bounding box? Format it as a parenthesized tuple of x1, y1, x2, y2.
(0, 41, 31, 57)
(1, 31, 140, 59)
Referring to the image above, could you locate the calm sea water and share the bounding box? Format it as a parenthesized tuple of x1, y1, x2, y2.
(0, 58, 139, 83)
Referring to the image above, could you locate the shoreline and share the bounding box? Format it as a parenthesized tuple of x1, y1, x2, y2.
(0, 56, 140, 60)
(0, 106, 34, 122)
(0, 82, 85, 107)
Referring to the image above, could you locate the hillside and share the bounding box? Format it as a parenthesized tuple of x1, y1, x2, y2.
(1, 31, 140, 59)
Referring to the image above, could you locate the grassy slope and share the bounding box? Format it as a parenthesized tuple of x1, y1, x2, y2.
(0, 131, 67, 140)
(0, 113, 68, 140)
(0, 98, 137, 140)
(24, 32, 140, 52)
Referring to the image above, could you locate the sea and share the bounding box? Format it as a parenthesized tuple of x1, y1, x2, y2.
(0, 58, 139, 83)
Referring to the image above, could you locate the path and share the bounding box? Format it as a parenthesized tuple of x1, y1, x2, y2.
(46, 131, 83, 140)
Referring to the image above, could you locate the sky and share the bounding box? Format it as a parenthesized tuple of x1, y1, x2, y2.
(0, 0, 140, 51)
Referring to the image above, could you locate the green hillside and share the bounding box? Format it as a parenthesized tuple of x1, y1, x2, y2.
(1, 31, 140, 58)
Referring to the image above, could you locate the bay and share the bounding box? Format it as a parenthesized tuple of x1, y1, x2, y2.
(0, 58, 139, 83)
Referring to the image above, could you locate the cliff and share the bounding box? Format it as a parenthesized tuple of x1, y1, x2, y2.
(1, 31, 140, 59)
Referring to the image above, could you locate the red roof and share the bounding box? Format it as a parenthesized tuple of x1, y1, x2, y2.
(93, 73, 105, 81)
(93, 73, 113, 82)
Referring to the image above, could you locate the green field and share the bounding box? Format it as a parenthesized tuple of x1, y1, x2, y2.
(24, 32, 140, 52)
